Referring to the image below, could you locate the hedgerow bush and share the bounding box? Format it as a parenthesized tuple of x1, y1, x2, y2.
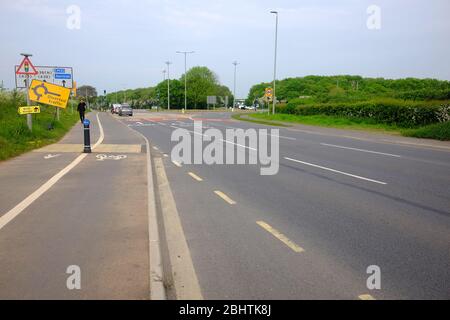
(281, 99, 450, 127)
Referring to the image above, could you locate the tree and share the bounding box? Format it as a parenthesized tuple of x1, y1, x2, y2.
(180, 66, 219, 109)
(78, 85, 97, 99)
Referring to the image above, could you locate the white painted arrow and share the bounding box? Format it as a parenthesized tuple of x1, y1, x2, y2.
(44, 154, 61, 159)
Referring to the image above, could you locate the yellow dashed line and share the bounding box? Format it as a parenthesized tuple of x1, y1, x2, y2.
(256, 221, 305, 253)
(172, 160, 182, 167)
(214, 190, 236, 205)
(358, 294, 376, 300)
(188, 172, 203, 182)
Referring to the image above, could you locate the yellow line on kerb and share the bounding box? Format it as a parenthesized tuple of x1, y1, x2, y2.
(358, 294, 376, 300)
(188, 172, 203, 182)
(214, 191, 236, 205)
(256, 221, 305, 253)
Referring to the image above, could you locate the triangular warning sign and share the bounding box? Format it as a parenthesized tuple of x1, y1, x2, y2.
(16, 57, 38, 75)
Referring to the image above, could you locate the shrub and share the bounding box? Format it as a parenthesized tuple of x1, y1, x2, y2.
(281, 99, 450, 127)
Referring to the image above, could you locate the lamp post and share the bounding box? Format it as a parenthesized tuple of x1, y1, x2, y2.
(232, 61, 239, 111)
(176, 51, 195, 111)
(165, 61, 172, 110)
(270, 11, 279, 115)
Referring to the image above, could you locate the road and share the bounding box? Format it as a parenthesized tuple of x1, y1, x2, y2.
(0, 110, 449, 300)
(124, 110, 450, 300)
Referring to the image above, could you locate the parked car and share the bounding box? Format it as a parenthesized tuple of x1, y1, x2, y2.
(111, 104, 122, 114)
(119, 106, 133, 116)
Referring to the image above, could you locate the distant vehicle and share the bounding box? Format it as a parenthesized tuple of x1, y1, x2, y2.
(111, 104, 122, 114)
(245, 105, 255, 110)
(119, 106, 133, 116)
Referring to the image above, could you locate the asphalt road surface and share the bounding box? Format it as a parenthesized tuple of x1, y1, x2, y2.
(0, 110, 449, 300)
(124, 110, 450, 300)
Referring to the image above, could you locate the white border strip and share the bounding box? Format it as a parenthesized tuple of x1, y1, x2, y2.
(284, 157, 387, 185)
(320, 143, 401, 158)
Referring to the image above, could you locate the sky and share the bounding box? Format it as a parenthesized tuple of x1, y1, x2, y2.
(1, 0, 449, 98)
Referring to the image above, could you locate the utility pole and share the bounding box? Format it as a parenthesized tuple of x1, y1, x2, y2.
(232, 61, 239, 111)
(20, 53, 33, 130)
(176, 51, 195, 112)
(270, 11, 279, 115)
(166, 61, 172, 110)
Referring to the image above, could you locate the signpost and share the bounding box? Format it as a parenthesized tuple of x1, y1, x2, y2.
(15, 66, 73, 89)
(16, 54, 38, 131)
(264, 88, 273, 114)
(18, 106, 40, 115)
(207, 96, 217, 110)
(29, 80, 71, 109)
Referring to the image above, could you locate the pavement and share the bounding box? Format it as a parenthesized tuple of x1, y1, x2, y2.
(0, 110, 449, 300)
(123, 110, 450, 300)
(0, 112, 149, 299)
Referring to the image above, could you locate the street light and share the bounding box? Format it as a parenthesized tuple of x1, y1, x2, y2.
(232, 61, 239, 110)
(270, 11, 279, 115)
(165, 61, 172, 110)
(176, 51, 195, 111)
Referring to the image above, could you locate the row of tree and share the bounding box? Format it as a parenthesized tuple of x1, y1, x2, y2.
(101, 66, 233, 109)
(245, 75, 450, 105)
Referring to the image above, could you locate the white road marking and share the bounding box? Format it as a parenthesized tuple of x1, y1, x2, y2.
(284, 157, 387, 185)
(320, 143, 401, 158)
(170, 125, 257, 151)
(96, 154, 127, 161)
(0, 113, 104, 232)
(44, 154, 61, 159)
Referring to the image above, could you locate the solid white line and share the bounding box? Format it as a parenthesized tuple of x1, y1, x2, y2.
(170, 125, 257, 151)
(126, 126, 166, 300)
(0, 154, 87, 231)
(284, 157, 387, 185)
(92, 113, 104, 150)
(320, 143, 401, 158)
(0, 113, 105, 231)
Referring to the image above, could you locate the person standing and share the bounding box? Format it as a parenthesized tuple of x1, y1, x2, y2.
(77, 99, 87, 123)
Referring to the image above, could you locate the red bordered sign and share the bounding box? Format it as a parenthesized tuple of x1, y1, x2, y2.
(16, 57, 38, 75)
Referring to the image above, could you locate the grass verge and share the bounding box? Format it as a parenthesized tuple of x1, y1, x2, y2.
(233, 112, 450, 140)
(0, 94, 80, 161)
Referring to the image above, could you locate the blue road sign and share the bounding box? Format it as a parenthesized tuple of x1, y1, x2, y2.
(83, 119, 90, 126)
(54, 68, 66, 73)
(54, 73, 72, 79)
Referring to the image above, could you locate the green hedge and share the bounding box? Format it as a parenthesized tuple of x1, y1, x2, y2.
(281, 99, 450, 127)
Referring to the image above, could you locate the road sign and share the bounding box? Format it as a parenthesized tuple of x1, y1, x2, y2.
(264, 88, 273, 98)
(18, 106, 40, 115)
(15, 66, 73, 89)
(29, 80, 71, 109)
(207, 96, 217, 104)
(16, 57, 38, 75)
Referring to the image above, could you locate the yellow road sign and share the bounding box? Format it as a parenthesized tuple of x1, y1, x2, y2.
(29, 80, 71, 108)
(18, 106, 40, 115)
(264, 87, 273, 97)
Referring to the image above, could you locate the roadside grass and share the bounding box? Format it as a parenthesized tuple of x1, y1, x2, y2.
(0, 94, 80, 161)
(233, 112, 450, 140)
(231, 113, 292, 127)
(402, 121, 450, 141)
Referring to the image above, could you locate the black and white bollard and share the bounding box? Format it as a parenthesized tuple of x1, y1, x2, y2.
(83, 119, 92, 153)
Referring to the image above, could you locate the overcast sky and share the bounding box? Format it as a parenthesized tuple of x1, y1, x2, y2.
(1, 0, 449, 98)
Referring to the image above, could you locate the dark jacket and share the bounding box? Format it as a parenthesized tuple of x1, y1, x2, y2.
(77, 102, 86, 113)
